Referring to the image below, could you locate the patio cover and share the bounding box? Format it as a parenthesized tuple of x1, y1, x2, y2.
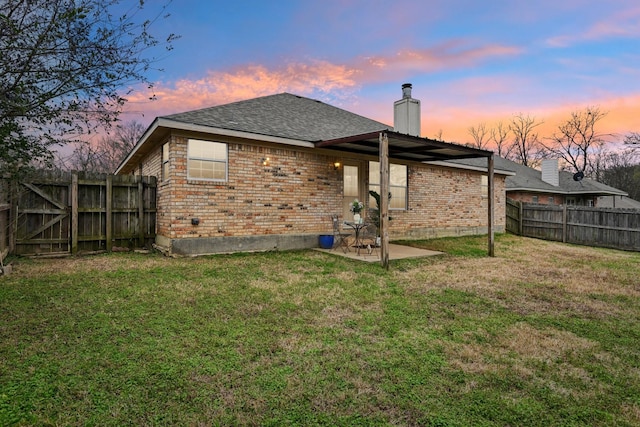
(317, 130, 496, 267)
(316, 129, 493, 162)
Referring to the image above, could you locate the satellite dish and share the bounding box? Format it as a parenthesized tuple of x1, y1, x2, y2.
(573, 171, 584, 182)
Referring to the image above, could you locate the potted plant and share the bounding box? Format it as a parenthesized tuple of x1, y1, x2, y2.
(349, 199, 364, 223)
(368, 190, 392, 244)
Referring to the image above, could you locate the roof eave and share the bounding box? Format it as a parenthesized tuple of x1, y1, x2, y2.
(115, 118, 316, 175)
(507, 187, 628, 196)
(427, 160, 515, 176)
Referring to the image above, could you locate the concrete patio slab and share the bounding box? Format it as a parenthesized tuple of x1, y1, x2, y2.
(315, 243, 443, 262)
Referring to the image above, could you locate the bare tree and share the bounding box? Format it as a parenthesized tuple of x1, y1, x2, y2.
(542, 106, 609, 176)
(65, 121, 144, 173)
(509, 113, 544, 167)
(588, 143, 613, 183)
(468, 122, 490, 150)
(99, 120, 144, 172)
(490, 121, 513, 159)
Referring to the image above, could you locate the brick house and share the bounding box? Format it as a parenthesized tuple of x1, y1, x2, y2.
(497, 158, 625, 206)
(116, 86, 511, 255)
(450, 157, 627, 207)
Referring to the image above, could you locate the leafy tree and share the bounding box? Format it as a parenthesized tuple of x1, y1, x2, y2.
(599, 149, 640, 201)
(0, 0, 176, 179)
(624, 132, 640, 147)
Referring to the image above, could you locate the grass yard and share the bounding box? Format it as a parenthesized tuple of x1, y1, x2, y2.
(1, 234, 639, 426)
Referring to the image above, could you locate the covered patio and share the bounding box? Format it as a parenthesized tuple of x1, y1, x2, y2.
(316, 129, 496, 268)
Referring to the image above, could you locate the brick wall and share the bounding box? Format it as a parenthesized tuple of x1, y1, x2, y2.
(152, 135, 343, 240)
(394, 164, 506, 236)
(134, 132, 507, 250)
(508, 191, 564, 205)
(508, 191, 597, 207)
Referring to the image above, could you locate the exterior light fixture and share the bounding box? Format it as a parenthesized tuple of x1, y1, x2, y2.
(333, 161, 341, 170)
(262, 157, 270, 166)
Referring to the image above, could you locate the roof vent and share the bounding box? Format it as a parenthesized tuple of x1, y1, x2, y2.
(394, 83, 421, 136)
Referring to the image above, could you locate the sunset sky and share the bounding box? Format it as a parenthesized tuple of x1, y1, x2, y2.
(124, 0, 640, 147)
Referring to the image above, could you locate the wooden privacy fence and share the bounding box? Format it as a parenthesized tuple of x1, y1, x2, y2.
(506, 198, 640, 251)
(0, 179, 9, 263)
(1, 171, 156, 256)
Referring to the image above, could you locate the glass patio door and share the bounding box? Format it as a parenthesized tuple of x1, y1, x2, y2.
(343, 164, 360, 220)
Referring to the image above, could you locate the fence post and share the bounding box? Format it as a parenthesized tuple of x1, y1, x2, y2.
(138, 176, 145, 247)
(9, 181, 17, 253)
(562, 204, 567, 243)
(106, 175, 113, 252)
(487, 154, 495, 257)
(71, 173, 78, 254)
(518, 201, 523, 236)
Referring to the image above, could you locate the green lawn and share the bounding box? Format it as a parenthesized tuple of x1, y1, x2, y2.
(1, 235, 639, 426)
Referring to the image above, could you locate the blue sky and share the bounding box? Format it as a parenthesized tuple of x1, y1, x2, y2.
(125, 0, 640, 145)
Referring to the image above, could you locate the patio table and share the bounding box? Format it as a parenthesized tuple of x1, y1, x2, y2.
(343, 221, 367, 255)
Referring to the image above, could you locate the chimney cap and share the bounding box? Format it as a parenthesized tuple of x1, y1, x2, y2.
(401, 83, 413, 99)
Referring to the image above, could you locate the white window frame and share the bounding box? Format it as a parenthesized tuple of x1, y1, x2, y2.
(369, 161, 407, 210)
(162, 143, 169, 181)
(187, 139, 228, 181)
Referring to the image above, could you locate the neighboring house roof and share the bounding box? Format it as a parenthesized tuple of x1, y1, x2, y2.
(447, 156, 627, 197)
(597, 195, 640, 209)
(163, 92, 392, 142)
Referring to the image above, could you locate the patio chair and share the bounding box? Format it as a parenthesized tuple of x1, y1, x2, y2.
(360, 223, 379, 258)
(332, 215, 352, 253)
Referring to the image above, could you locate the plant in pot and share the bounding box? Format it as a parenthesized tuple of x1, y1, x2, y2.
(368, 190, 392, 245)
(349, 199, 364, 223)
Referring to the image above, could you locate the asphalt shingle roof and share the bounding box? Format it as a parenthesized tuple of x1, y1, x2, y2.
(163, 93, 392, 142)
(448, 157, 626, 196)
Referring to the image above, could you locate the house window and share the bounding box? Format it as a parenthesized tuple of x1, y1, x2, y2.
(548, 196, 554, 204)
(566, 197, 576, 206)
(532, 196, 539, 203)
(587, 199, 595, 207)
(369, 161, 407, 210)
(162, 143, 169, 181)
(481, 175, 488, 198)
(187, 139, 227, 181)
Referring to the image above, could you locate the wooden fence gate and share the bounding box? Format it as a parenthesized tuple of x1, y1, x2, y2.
(6, 171, 156, 256)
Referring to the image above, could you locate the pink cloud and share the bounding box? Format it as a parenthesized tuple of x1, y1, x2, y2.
(124, 41, 522, 121)
(355, 42, 522, 82)
(124, 61, 361, 121)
